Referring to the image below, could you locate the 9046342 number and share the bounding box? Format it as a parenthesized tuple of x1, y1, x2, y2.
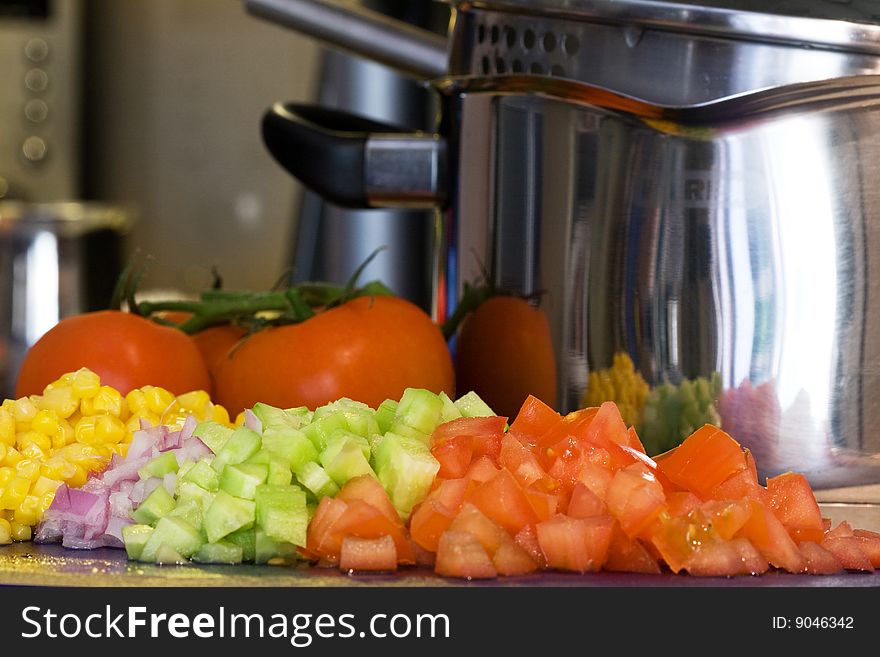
(794, 617, 854, 629)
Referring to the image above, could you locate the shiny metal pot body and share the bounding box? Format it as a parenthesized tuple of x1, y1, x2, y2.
(251, 0, 880, 488)
(0, 203, 130, 398)
(440, 76, 880, 489)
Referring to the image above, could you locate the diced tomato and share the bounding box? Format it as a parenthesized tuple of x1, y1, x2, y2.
(435, 530, 497, 579)
(432, 415, 507, 465)
(469, 470, 539, 534)
(766, 472, 824, 543)
(626, 426, 647, 453)
(411, 539, 436, 568)
(514, 524, 547, 568)
(604, 524, 661, 574)
(509, 394, 561, 445)
(656, 425, 747, 498)
(431, 435, 474, 479)
(820, 537, 874, 572)
(697, 499, 752, 541)
(499, 434, 547, 487)
(665, 491, 702, 518)
(449, 504, 509, 556)
(574, 461, 614, 500)
(798, 541, 844, 575)
(325, 500, 415, 564)
(536, 407, 598, 451)
(307, 496, 349, 561)
(429, 477, 472, 511)
(605, 463, 666, 538)
(492, 540, 539, 576)
(825, 521, 854, 539)
(853, 533, 880, 567)
(737, 499, 806, 573)
(567, 481, 608, 519)
(684, 538, 768, 577)
(648, 514, 695, 574)
(523, 487, 558, 521)
(709, 467, 770, 506)
(339, 535, 398, 572)
(409, 498, 457, 552)
(336, 474, 401, 526)
(535, 514, 614, 573)
(466, 456, 501, 483)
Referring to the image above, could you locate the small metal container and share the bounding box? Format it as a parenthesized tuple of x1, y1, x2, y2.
(0, 202, 131, 398)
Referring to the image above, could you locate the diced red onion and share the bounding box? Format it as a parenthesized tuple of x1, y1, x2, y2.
(244, 409, 262, 434)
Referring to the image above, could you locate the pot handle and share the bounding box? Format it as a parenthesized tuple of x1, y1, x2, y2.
(244, 0, 448, 80)
(262, 103, 447, 209)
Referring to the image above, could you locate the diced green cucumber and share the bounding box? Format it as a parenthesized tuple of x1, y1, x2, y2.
(226, 528, 256, 563)
(373, 432, 440, 520)
(255, 528, 298, 564)
(454, 391, 496, 418)
(167, 497, 203, 529)
(131, 485, 176, 525)
(319, 435, 375, 486)
(267, 458, 292, 486)
(375, 399, 398, 434)
(210, 426, 261, 473)
(203, 489, 256, 543)
(260, 427, 318, 472)
(321, 430, 371, 463)
(392, 388, 443, 438)
(140, 516, 204, 562)
(193, 540, 243, 565)
(439, 391, 463, 423)
(252, 402, 312, 430)
(193, 420, 234, 454)
(181, 459, 220, 491)
(154, 544, 187, 565)
(137, 451, 179, 480)
(219, 463, 268, 500)
(177, 481, 213, 510)
(255, 484, 308, 547)
(177, 461, 195, 481)
(294, 461, 340, 499)
(312, 399, 380, 439)
(121, 524, 153, 561)
(301, 413, 348, 452)
(313, 397, 372, 421)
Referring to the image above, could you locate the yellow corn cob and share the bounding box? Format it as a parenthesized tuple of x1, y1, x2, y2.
(0, 367, 232, 540)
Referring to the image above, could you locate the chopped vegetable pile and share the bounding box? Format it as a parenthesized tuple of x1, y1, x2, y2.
(0, 368, 230, 545)
(4, 369, 879, 579)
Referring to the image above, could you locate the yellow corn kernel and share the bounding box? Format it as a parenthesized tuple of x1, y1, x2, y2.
(39, 491, 55, 513)
(0, 466, 14, 487)
(0, 443, 5, 464)
(74, 415, 97, 445)
(41, 458, 76, 482)
(15, 459, 40, 482)
(10, 521, 31, 541)
(0, 408, 15, 446)
(2, 446, 22, 467)
(51, 418, 75, 449)
(144, 386, 176, 416)
(66, 464, 88, 488)
(71, 368, 101, 398)
(126, 412, 160, 433)
(176, 390, 209, 416)
(11, 396, 38, 423)
(16, 430, 51, 454)
(39, 385, 80, 419)
(0, 476, 30, 509)
(125, 388, 147, 415)
(105, 442, 127, 457)
(80, 385, 124, 417)
(20, 441, 47, 462)
(234, 411, 245, 426)
(94, 414, 126, 444)
(31, 475, 61, 497)
(14, 495, 40, 527)
(30, 408, 60, 436)
(0, 517, 11, 544)
(209, 403, 231, 426)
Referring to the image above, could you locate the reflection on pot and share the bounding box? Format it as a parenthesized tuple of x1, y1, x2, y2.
(582, 352, 721, 456)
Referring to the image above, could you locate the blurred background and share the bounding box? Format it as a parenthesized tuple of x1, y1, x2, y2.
(0, 0, 447, 396)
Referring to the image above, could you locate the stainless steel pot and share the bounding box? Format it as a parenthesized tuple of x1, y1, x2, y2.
(249, 0, 880, 489)
(0, 202, 131, 398)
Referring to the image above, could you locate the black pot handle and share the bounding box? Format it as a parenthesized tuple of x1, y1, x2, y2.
(262, 103, 446, 209)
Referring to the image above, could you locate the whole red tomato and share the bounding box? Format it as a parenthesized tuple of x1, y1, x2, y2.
(15, 310, 212, 397)
(191, 324, 247, 389)
(455, 295, 557, 418)
(213, 295, 455, 416)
